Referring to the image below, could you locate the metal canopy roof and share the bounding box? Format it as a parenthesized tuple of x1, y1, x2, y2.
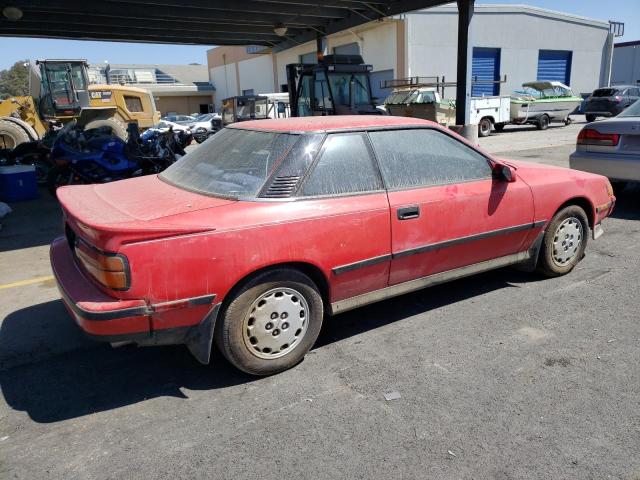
(0, 0, 454, 51)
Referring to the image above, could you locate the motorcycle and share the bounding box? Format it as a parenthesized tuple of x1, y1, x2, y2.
(47, 122, 186, 194)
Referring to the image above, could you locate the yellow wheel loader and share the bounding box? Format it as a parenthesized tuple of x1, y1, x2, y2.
(0, 59, 160, 149)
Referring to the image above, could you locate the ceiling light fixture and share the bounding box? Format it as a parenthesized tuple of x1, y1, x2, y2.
(2, 6, 23, 21)
(274, 23, 288, 37)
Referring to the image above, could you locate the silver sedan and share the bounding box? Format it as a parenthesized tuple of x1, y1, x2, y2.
(570, 100, 640, 189)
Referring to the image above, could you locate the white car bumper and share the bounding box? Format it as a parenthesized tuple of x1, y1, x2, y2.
(570, 150, 640, 182)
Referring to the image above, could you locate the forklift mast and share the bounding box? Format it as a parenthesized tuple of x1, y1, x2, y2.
(286, 54, 379, 117)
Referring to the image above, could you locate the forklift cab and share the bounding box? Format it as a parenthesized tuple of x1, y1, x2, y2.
(32, 60, 91, 119)
(287, 55, 378, 117)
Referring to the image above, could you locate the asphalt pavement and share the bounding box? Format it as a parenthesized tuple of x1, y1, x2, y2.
(1, 116, 639, 480)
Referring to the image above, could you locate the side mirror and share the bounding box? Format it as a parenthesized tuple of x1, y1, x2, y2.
(494, 163, 516, 182)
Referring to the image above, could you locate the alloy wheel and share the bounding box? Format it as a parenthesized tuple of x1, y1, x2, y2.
(242, 287, 309, 360)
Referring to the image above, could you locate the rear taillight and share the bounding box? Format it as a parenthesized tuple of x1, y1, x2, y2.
(577, 128, 620, 147)
(614, 95, 622, 103)
(75, 240, 129, 290)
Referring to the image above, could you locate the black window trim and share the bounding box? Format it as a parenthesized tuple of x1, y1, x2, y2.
(294, 131, 386, 199)
(172, 124, 499, 203)
(366, 126, 496, 193)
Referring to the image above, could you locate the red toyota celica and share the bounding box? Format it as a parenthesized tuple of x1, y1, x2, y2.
(50, 116, 615, 375)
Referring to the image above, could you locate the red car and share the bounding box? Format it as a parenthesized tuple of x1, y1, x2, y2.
(50, 116, 615, 375)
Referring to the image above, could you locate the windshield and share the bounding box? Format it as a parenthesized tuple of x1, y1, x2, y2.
(619, 99, 640, 117)
(160, 128, 299, 198)
(328, 73, 371, 106)
(195, 113, 213, 122)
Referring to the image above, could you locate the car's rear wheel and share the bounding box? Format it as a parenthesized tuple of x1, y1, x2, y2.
(537, 205, 588, 277)
(536, 114, 550, 130)
(585, 114, 597, 123)
(215, 269, 324, 375)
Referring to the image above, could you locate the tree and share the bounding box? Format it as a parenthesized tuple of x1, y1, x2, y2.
(0, 60, 29, 100)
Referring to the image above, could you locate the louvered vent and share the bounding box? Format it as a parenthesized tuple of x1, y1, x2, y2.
(262, 175, 300, 198)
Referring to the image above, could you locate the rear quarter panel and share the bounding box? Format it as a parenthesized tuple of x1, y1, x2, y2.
(119, 193, 391, 308)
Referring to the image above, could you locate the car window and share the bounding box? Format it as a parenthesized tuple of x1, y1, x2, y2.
(369, 128, 492, 189)
(629, 88, 640, 97)
(301, 133, 382, 196)
(161, 128, 299, 198)
(619, 99, 640, 117)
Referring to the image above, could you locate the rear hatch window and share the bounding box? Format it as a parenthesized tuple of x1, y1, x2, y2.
(592, 88, 619, 97)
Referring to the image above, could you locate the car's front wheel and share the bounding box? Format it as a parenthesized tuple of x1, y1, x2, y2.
(215, 269, 324, 375)
(537, 205, 589, 277)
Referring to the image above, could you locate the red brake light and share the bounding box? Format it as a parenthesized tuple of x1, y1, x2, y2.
(577, 128, 620, 147)
(614, 95, 622, 102)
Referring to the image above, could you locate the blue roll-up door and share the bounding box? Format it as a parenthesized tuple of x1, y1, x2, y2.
(472, 47, 501, 97)
(537, 50, 572, 84)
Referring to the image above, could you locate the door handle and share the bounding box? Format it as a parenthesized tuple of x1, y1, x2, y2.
(397, 205, 420, 220)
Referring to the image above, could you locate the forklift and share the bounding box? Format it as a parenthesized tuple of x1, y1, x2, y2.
(286, 53, 380, 117)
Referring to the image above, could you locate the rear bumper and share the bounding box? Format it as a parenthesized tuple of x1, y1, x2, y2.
(569, 150, 640, 182)
(50, 237, 219, 363)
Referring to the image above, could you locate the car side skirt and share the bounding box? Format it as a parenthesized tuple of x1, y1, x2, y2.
(330, 250, 530, 315)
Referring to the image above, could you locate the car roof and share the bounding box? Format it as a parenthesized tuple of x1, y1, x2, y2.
(229, 115, 438, 133)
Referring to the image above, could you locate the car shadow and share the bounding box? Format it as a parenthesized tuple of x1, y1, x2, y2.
(0, 189, 62, 253)
(0, 267, 536, 424)
(610, 185, 640, 221)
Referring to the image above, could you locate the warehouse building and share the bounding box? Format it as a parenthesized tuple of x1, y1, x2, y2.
(207, 3, 613, 108)
(89, 64, 216, 116)
(612, 40, 640, 85)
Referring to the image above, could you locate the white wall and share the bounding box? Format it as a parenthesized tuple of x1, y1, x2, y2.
(612, 44, 640, 85)
(407, 5, 610, 97)
(238, 55, 275, 94)
(273, 20, 398, 89)
(210, 63, 238, 109)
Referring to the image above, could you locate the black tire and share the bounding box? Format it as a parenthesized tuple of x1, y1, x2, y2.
(585, 114, 597, 123)
(194, 136, 205, 144)
(46, 165, 76, 196)
(84, 117, 128, 141)
(537, 205, 589, 277)
(0, 119, 30, 149)
(478, 118, 492, 137)
(536, 114, 550, 130)
(32, 158, 52, 185)
(215, 269, 324, 376)
(494, 123, 505, 132)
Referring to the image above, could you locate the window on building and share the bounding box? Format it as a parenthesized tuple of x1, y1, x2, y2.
(301, 133, 382, 196)
(242, 89, 255, 96)
(280, 84, 289, 93)
(333, 42, 360, 56)
(124, 95, 143, 112)
(369, 129, 492, 189)
(300, 52, 317, 64)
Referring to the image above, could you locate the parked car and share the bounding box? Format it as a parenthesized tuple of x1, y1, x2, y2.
(583, 85, 640, 122)
(570, 98, 640, 191)
(154, 120, 191, 133)
(161, 114, 196, 126)
(188, 113, 222, 143)
(50, 116, 615, 375)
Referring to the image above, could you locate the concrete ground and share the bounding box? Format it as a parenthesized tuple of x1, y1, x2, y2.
(1, 116, 639, 479)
